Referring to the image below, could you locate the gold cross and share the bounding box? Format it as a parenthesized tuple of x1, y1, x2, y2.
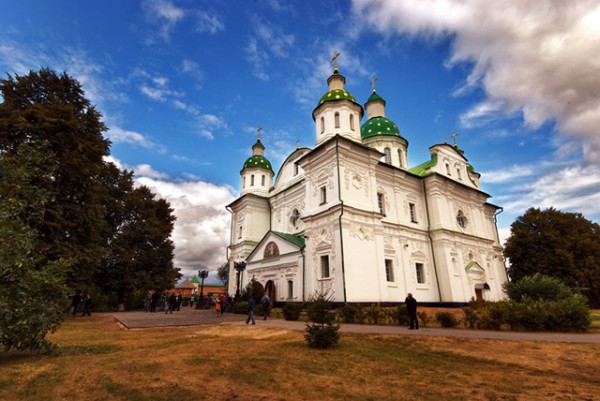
(330, 51, 341, 69)
(296, 139, 300, 149)
(450, 131, 461, 146)
(370, 76, 378, 91)
(257, 125, 262, 140)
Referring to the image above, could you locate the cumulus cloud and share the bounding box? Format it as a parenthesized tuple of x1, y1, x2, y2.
(107, 126, 161, 149)
(142, 0, 185, 41)
(135, 176, 236, 277)
(353, 0, 600, 163)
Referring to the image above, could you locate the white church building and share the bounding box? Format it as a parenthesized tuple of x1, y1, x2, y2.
(227, 64, 508, 305)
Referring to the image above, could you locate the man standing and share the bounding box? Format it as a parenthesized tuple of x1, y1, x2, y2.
(71, 292, 82, 316)
(81, 293, 92, 316)
(405, 293, 418, 330)
(261, 294, 270, 320)
(246, 297, 256, 325)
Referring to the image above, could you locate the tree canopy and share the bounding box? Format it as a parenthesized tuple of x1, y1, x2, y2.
(503, 207, 600, 307)
(1, 69, 181, 348)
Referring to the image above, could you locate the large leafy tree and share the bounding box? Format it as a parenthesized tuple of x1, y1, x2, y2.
(0, 69, 110, 288)
(97, 185, 180, 310)
(504, 207, 600, 306)
(0, 141, 68, 351)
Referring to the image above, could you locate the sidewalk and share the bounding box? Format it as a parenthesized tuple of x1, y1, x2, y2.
(111, 308, 600, 343)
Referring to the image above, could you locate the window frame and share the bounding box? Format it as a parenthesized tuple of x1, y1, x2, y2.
(319, 186, 327, 205)
(320, 255, 330, 279)
(415, 262, 425, 284)
(409, 202, 418, 223)
(385, 259, 395, 282)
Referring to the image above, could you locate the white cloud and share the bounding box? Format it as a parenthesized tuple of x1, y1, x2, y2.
(135, 176, 236, 276)
(245, 18, 296, 80)
(195, 11, 225, 34)
(134, 164, 171, 179)
(353, 0, 600, 164)
(140, 83, 183, 102)
(142, 0, 185, 41)
(107, 126, 160, 149)
(480, 164, 537, 184)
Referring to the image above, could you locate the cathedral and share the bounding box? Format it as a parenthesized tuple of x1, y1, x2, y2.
(226, 62, 508, 305)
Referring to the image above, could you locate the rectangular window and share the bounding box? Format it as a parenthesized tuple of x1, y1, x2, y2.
(250, 174, 255, 186)
(398, 150, 403, 168)
(377, 193, 385, 216)
(416, 263, 425, 284)
(261, 174, 265, 186)
(243, 176, 246, 188)
(409, 203, 417, 223)
(238, 226, 243, 239)
(385, 259, 394, 282)
(456, 167, 462, 180)
(287, 280, 293, 299)
(320, 255, 330, 278)
(320, 186, 327, 205)
(294, 163, 299, 176)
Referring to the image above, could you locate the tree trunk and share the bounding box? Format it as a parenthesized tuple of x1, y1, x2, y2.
(117, 288, 126, 311)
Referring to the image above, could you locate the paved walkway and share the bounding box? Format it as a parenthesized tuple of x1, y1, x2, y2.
(111, 308, 600, 343)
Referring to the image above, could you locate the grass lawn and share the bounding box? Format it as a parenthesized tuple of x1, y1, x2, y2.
(1, 315, 599, 401)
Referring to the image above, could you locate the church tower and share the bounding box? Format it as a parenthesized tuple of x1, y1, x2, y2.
(312, 54, 364, 146)
(240, 134, 274, 196)
(361, 88, 408, 169)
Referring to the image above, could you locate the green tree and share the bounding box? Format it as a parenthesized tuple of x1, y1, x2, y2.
(216, 262, 229, 289)
(0, 69, 110, 289)
(0, 141, 68, 352)
(97, 185, 180, 310)
(304, 292, 340, 349)
(504, 207, 600, 306)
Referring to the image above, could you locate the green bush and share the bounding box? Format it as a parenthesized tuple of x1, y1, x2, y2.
(283, 303, 303, 321)
(504, 273, 574, 302)
(338, 304, 362, 323)
(436, 312, 459, 328)
(365, 304, 383, 324)
(417, 311, 430, 328)
(304, 293, 340, 349)
(231, 301, 248, 314)
(503, 296, 590, 332)
(396, 305, 409, 326)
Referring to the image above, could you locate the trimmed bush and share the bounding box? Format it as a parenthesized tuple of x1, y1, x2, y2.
(231, 301, 248, 314)
(283, 303, 303, 321)
(338, 304, 362, 323)
(365, 305, 383, 324)
(436, 312, 459, 328)
(504, 273, 574, 303)
(417, 311, 430, 328)
(396, 305, 409, 326)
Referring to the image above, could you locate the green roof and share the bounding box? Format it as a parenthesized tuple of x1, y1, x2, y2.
(272, 231, 305, 248)
(361, 117, 401, 139)
(318, 89, 357, 105)
(408, 153, 438, 176)
(190, 277, 199, 284)
(243, 155, 273, 172)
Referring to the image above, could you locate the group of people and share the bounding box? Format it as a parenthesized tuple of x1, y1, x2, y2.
(145, 291, 185, 313)
(245, 294, 270, 325)
(70, 292, 92, 316)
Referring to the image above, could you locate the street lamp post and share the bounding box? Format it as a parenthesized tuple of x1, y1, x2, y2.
(234, 261, 246, 301)
(198, 270, 209, 306)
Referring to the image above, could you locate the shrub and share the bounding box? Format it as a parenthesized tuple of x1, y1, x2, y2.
(417, 311, 430, 328)
(396, 305, 409, 326)
(338, 304, 361, 323)
(365, 305, 383, 324)
(436, 312, 459, 328)
(231, 301, 248, 314)
(283, 303, 303, 321)
(504, 273, 573, 303)
(304, 293, 340, 349)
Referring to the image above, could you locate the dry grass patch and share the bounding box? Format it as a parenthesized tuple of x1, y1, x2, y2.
(0, 315, 599, 401)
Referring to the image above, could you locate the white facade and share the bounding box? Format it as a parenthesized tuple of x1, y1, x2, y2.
(227, 69, 508, 305)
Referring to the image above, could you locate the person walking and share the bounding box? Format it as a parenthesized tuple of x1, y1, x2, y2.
(405, 293, 418, 330)
(261, 294, 270, 320)
(219, 294, 226, 316)
(159, 292, 167, 311)
(166, 293, 176, 314)
(144, 291, 152, 312)
(71, 292, 82, 316)
(150, 291, 160, 313)
(81, 293, 92, 316)
(176, 293, 183, 311)
(245, 298, 256, 325)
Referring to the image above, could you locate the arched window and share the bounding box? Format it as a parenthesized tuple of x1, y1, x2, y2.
(320, 116, 325, 134)
(384, 148, 391, 164)
(250, 174, 255, 186)
(398, 150, 403, 167)
(350, 114, 354, 131)
(243, 176, 246, 188)
(264, 242, 280, 258)
(457, 210, 468, 228)
(334, 112, 340, 128)
(261, 174, 265, 186)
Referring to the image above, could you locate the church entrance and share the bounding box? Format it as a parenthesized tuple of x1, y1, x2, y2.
(265, 280, 276, 303)
(475, 288, 483, 301)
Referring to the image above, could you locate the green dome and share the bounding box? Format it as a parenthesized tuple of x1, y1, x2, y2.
(361, 117, 401, 139)
(318, 89, 357, 105)
(366, 91, 385, 103)
(243, 155, 273, 173)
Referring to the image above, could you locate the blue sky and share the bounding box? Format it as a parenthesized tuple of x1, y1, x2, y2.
(2, 0, 599, 281)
